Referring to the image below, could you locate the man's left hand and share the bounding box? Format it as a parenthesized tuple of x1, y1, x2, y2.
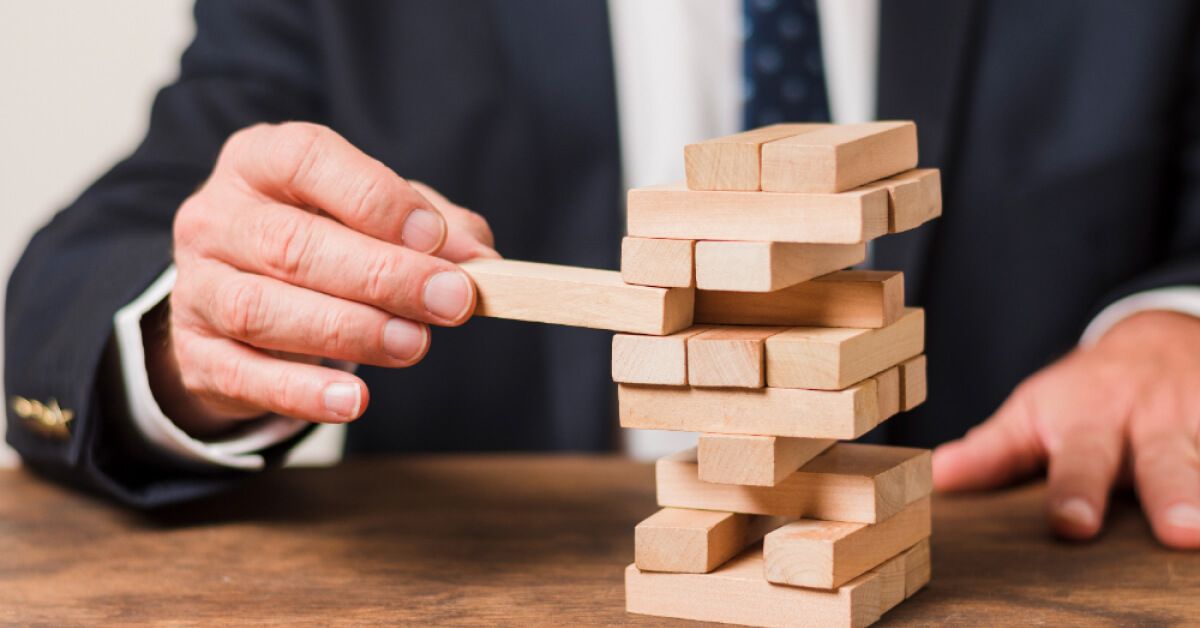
(933, 310, 1200, 549)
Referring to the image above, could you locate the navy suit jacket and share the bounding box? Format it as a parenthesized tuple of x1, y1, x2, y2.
(8, 0, 1200, 506)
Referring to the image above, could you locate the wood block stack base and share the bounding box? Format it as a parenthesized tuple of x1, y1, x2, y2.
(448, 121, 940, 627)
(627, 539, 930, 628)
(614, 122, 941, 627)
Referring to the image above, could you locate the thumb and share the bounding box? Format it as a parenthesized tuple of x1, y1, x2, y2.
(933, 389, 1045, 491)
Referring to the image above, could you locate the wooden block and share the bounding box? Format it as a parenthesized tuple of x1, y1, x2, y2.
(898, 355, 927, 411)
(761, 121, 919, 193)
(873, 367, 901, 421)
(899, 535, 932, 600)
(695, 270, 904, 329)
(655, 444, 932, 524)
(620, 237, 694, 288)
(698, 434, 835, 487)
(461, 259, 694, 335)
(765, 308, 924, 390)
(684, 123, 825, 191)
(619, 369, 900, 439)
(626, 182, 888, 244)
(687, 326, 786, 388)
(694, 241, 866, 292)
(611, 327, 711, 386)
(625, 539, 931, 628)
(634, 508, 792, 573)
(764, 497, 932, 589)
(866, 168, 942, 233)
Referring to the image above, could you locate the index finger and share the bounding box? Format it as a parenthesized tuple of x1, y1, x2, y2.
(932, 388, 1044, 491)
(222, 122, 446, 254)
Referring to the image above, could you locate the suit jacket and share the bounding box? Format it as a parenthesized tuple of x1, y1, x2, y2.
(7, 0, 1200, 507)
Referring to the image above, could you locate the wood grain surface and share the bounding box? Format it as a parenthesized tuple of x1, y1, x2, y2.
(2, 456, 1198, 625)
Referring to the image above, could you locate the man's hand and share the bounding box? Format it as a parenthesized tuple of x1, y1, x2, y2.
(151, 122, 498, 437)
(933, 310, 1200, 549)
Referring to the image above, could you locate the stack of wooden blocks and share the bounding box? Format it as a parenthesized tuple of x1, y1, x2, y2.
(461, 121, 940, 628)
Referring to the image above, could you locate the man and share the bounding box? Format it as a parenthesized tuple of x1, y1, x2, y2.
(7, 0, 1200, 550)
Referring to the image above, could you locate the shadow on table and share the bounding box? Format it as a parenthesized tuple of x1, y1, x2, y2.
(128, 455, 655, 575)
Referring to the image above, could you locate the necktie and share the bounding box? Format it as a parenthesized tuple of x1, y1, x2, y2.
(742, 0, 831, 129)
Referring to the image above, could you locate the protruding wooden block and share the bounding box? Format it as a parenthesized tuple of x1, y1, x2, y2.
(634, 508, 792, 574)
(695, 270, 904, 329)
(898, 355, 927, 411)
(611, 327, 711, 386)
(620, 237, 694, 288)
(619, 368, 900, 439)
(686, 326, 786, 388)
(461, 259, 693, 335)
(625, 539, 931, 628)
(698, 434, 835, 487)
(761, 121, 919, 193)
(694, 241, 866, 292)
(765, 308, 924, 390)
(626, 182, 888, 244)
(655, 444, 932, 524)
(684, 124, 825, 191)
(868, 168, 942, 233)
(764, 497, 932, 590)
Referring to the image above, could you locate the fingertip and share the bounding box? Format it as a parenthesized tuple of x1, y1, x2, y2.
(422, 268, 477, 326)
(1154, 503, 1200, 549)
(322, 379, 368, 422)
(472, 246, 502, 260)
(931, 440, 978, 491)
(382, 317, 431, 365)
(1049, 497, 1103, 541)
(400, 207, 447, 255)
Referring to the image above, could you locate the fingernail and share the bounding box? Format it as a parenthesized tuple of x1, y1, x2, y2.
(401, 209, 445, 253)
(1056, 498, 1098, 529)
(1165, 503, 1200, 530)
(382, 318, 427, 361)
(323, 382, 361, 419)
(423, 270, 473, 321)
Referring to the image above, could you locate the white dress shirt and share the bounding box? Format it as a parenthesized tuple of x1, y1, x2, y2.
(112, 0, 1200, 468)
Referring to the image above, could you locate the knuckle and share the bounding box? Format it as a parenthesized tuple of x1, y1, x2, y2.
(213, 356, 250, 400)
(216, 278, 270, 340)
(272, 122, 330, 190)
(219, 123, 274, 170)
(363, 253, 406, 306)
(172, 196, 210, 252)
(265, 368, 307, 415)
(257, 212, 315, 281)
(317, 308, 353, 357)
(1134, 430, 1180, 462)
(344, 172, 395, 228)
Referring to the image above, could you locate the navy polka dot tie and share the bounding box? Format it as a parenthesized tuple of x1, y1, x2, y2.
(742, 0, 831, 129)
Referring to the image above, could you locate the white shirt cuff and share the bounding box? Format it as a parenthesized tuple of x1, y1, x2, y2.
(113, 265, 309, 470)
(1080, 286, 1200, 346)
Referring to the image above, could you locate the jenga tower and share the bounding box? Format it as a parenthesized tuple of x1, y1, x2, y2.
(459, 120, 940, 628)
(617, 122, 939, 628)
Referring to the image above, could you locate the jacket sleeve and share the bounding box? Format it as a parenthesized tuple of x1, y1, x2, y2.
(4, 0, 324, 507)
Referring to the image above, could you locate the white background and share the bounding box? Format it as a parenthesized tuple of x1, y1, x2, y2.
(0, 0, 195, 466)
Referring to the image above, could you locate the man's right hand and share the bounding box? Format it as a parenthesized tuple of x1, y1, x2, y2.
(150, 122, 498, 437)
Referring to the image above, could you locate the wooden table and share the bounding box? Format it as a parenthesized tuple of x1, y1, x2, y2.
(2, 455, 1198, 626)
